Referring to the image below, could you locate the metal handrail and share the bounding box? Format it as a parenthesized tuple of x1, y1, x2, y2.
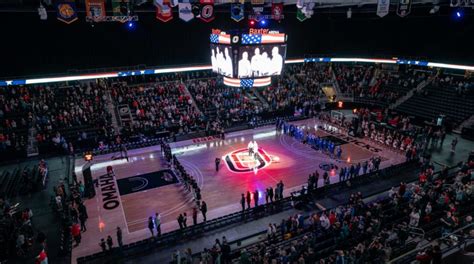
(388, 223, 474, 264)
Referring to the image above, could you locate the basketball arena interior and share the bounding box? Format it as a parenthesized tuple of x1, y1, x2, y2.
(0, 1, 473, 264)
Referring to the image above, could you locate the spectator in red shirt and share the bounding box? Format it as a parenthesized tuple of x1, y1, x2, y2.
(71, 223, 81, 247)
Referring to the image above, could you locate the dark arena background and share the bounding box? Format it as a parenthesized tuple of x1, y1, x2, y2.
(0, 1, 473, 264)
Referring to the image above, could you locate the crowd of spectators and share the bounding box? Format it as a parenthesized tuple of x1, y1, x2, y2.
(0, 64, 464, 159)
(185, 160, 472, 264)
(359, 67, 432, 104)
(112, 80, 203, 136)
(186, 78, 260, 128)
(0, 82, 113, 158)
(432, 74, 474, 96)
(333, 63, 374, 95)
(261, 63, 327, 117)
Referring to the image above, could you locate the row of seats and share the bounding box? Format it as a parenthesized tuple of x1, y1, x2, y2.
(222, 168, 471, 264)
(397, 79, 474, 126)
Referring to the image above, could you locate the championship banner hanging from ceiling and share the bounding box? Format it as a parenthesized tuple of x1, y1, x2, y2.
(169, 0, 178, 7)
(85, 0, 106, 20)
(56, 0, 78, 24)
(153, 0, 162, 7)
(112, 0, 130, 16)
(396, 0, 411, 17)
(199, 0, 214, 22)
(271, 3, 284, 22)
(178, 2, 194, 22)
(376, 0, 390, 17)
(156, 0, 173, 22)
(296, 7, 308, 22)
(231, 3, 244, 22)
(250, 2, 264, 21)
(191, 3, 201, 19)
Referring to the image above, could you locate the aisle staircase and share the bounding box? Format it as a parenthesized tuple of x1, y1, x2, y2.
(182, 81, 203, 116)
(453, 114, 474, 134)
(26, 126, 39, 157)
(329, 65, 354, 101)
(251, 89, 269, 108)
(389, 73, 437, 110)
(105, 89, 120, 133)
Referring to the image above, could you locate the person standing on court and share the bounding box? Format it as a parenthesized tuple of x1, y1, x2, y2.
(278, 180, 284, 199)
(183, 212, 188, 228)
(240, 194, 246, 211)
(215, 157, 221, 172)
(246, 191, 251, 208)
(106, 235, 113, 251)
(147, 216, 154, 237)
(254, 190, 259, 207)
(177, 214, 184, 230)
(192, 207, 198, 225)
(268, 187, 274, 203)
(451, 137, 458, 153)
(155, 212, 161, 236)
(201, 201, 207, 222)
(116, 227, 123, 248)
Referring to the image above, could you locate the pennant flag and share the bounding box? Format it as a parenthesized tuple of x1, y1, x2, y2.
(86, 0, 106, 20)
(296, 7, 308, 22)
(231, 3, 244, 22)
(251, 4, 264, 21)
(192, 3, 201, 18)
(153, 0, 163, 8)
(199, 0, 214, 22)
(112, 0, 130, 15)
(376, 0, 390, 17)
(271, 3, 284, 21)
(396, 0, 411, 17)
(156, 0, 173, 22)
(56, 0, 78, 24)
(178, 2, 194, 22)
(170, 0, 178, 7)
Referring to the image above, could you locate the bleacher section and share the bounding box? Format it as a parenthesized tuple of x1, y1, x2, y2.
(207, 167, 472, 264)
(396, 75, 474, 127)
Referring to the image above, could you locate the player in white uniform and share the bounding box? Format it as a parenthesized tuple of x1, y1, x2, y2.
(252, 141, 259, 160)
(248, 141, 254, 156)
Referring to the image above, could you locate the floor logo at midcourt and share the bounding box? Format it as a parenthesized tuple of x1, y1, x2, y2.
(223, 148, 277, 173)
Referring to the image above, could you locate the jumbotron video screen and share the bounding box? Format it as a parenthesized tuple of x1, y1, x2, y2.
(210, 44, 234, 78)
(237, 44, 286, 78)
(210, 29, 287, 79)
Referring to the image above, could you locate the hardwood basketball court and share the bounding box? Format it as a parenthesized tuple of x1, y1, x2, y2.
(72, 118, 404, 260)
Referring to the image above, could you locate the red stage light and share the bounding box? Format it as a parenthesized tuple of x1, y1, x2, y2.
(249, 20, 256, 26)
(99, 220, 105, 232)
(338, 101, 344, 108)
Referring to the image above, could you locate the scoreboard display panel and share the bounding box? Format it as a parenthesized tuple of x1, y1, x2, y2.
(210, 29, 286, 80)
(237, 44, 287, 78)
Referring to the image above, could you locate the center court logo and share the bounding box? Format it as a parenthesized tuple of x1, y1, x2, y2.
(223, 148, 274, 173)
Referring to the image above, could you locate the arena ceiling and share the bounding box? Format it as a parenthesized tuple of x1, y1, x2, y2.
(0, 0, 454, 12)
